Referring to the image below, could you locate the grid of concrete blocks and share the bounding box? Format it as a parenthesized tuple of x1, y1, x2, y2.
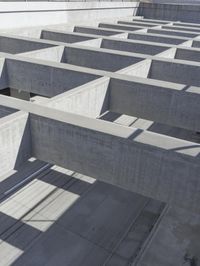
(0, 17, 200, 265)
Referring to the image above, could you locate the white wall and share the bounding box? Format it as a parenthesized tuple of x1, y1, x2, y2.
(0, 2, 139, 30)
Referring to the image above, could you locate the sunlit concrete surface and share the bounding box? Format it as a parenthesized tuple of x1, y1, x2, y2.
(0, 1, 200, 266)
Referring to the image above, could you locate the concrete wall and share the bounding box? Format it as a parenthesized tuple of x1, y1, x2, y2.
(101, 38, 168, 55)
(148, 60, 200, 86)
(137, 2, 200, 23)
(0, 35, 54, 54)
(41, 30, 96, 44)
(128, 32, 186, 45)
(46, 77, 110, 118)
(62, 46, 142, 72)
(29, 110, 200, 213)
(0, 105, 16, 118)
(6, 57, 100, 97)
(0, 2, 139, 30)
(109, 78, 200, 132)
(0, 111, 31, 175)
(1, 95, 200, 212)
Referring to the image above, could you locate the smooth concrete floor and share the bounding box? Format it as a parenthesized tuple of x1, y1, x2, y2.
(0, 161, 164, 266)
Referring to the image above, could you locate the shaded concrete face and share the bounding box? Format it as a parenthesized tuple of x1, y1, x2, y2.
(147, 28, 199, 38)
(0, 35, 54, 54)
(132, 18, 169, 25)
(108, 78, 200, 132)
(99, 23, 143, 32)
(0, 111, 31, 175)
(128, 32, 187, 45)
(117, 20, 160, 28)
(62, 46, 142, 71)
(175, 48, 200, 62)
(41, 30, 96, 44)
(100, 39, 168, 55)
(5, 58, 101, 97)
(191, 40, 200, 48)
(137, 2, 200, 24)
(162, 25, 200, 33)
(0, 105, 16, 118)
(147, 60, 200, 86)
(74, 26, 121, 36)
